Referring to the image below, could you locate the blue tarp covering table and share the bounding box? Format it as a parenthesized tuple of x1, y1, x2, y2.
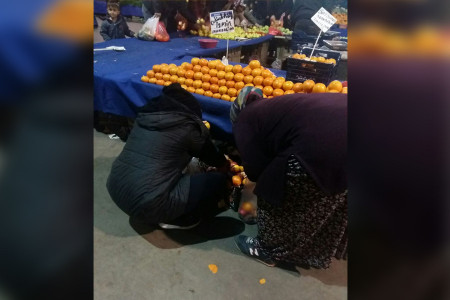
(94, 35, 281, 140)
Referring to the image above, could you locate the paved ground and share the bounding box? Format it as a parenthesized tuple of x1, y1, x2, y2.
(93, 130, 347, 299)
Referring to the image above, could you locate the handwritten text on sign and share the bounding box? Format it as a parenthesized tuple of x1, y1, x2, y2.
(311, 7, 336, 33)
(210, 10, 235, 34)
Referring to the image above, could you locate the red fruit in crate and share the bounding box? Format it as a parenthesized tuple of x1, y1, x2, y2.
(342, 81, 348, 87)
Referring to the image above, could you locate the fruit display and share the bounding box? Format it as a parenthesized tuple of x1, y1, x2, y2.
(210, 26, 266, 39)
(292, 53, 337, 65)
(141, 58, 347, 100)
(332, 6, 348, 26)
(190, 18, 211, 37)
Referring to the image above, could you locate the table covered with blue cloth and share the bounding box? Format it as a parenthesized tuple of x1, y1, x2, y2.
(94, 35, 280, 140)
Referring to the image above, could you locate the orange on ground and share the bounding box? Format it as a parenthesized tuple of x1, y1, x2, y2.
(228, 88, 237, 97)
(249, 60, 261, 69)
(263, 86, 273, 96)
(293, 82, 303, 93)
(141, 76, 149, 82)
(160, 66, 169, 74)
(217, 79, 227, 87)
(162, 74, 171, 81)
(234, 81, 245, 90)
(155, 72, 163, 80)
(147, 70, 155, 78)
(251, 68, 262, 77)
(244, 75, 254, 84)
(282, 81, 294, 91)
(187, 86, 196, 93)
(169, 75, 178, 83)
(177, 68, 186, 78)
(202, 74, 211, 82)
(194, 72, 203, 80)
(225, 72, 234, 81)
(213, 93, 221, 99)
(312, 83, 327, 93)
(210, 77, 219, 85)
(193, 80, 203, 89)
(263, 77, 273, 87)
(242, 66, 252, 75)
(253, 76, 263, 86)
(327, 80, 343, 93)
(148, 77, 157, 84)
(204, 90, 213, 97)
(232, 64, 243, 74)
(226, 81, 235, 89)
(261, 69, 272, 78)
(221, 94, 231, 101)
(272, 79, 283, 89)
(199, 58, 208, 67)
(152, 65, 161, 73)
(209, 69, 218, 77)
(195, 88, 205, 95)
(284, 90, 295, 95)
(210, 84, 219, 93)
(218, 86, 228, 95)
(234, 73, 244, 82)
(273, 88, 284, 97)
(185, 70, 194, 79)
(224, 65, 233, 73)
(302, 80, 315, 93)
(202, 82, 211, 91)
(216, 70, 226, 79)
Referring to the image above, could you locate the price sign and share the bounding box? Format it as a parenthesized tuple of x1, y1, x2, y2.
(311, 7, 336, 33)
(210, 10, 235, 34)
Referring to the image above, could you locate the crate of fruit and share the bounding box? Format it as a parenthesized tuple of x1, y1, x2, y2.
(285, 47, 341, 85)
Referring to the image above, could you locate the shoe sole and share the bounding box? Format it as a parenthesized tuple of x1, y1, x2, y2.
(233, 239, 276, 267)
(158, 220, 201, 230)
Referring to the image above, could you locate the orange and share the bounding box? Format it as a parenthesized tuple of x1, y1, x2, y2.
(234, 73, 244, 82)
(141, 75, 149, 82)
(261, 69, 272, 78)
(164, 81, 171, 86)
(241, 202, 253, 212)
(202, 74, 211, 82)
(272, 79, 284, 89)
(244, 75, 254, 84)
(327, 80, 343, 93)
(169, 67, 178, 75)
(226, 81, 236, 89)
(302, 80, 315, 93)
(191, 57, 200, 65)
(342, 87, 348, 94)
(177, 68, 186, 78)
(284, 90, 295, 95)
(156, 79, 165, 85)
(213, 93, 221, 99)
(204, 90, 214, 97)
(177, 77, 186, 85)
(168, 63, 177, 69)
(147, 70, 155, 78)
(160, 63, 169, 68)
(185, 70, 194, 79)
(183, 63, 193, 70)
(242, 67, 252, 76)
(268, 96, 274, 99)
(148, 77, 157, 84)
(255, 85, 264, 90)
(328, 58, 337, 65)
(249, 60, 261, 69)
(193, 80, 203, 89)
(195, 88, 205, 95)
(275, 77, 285, 83)
(199, 58, 208, 67)
(245, 83, 254, 87)
(225, 72, 235, 81)
(162, 74, 171, 81)
(160, 66, 169, 74)
(224, 65, 233, 73)
(194, 72, 203, 80)
(187, 86, 196, 93)
(232, 175, 242, 186)
(216, 62, 225, 71)
(209, 69, 218, 77)
(253, 76, 263, 86)
(155, 72, 163, 80)
(201, 66, 210, 74)
(193, 65, 202, 73)
(273, 88, 284, 97)
(232, 64, 243, 74)
(263, 85, 273, 96)
(327, 88, 340, 93)
(234, 81, 245, 90)
(170, 75, 178, 83)
(202, 81, 211, 90)
(231, 97, 236, 102)
(282, 81, 294, 91)
(312, 83, 327, 93)
(292, 53, 301, 59)
(185, 78, 193, 87)
(210, 77, 219, 85)
(152, 65, 161, 73)
(251, 68, 262, 77)
(218, 86, 228, 95)
(316, 56, 326, 63)
(293, 83, 303, 93)
(208, 60, 217, 69)
(181, 84, 187, 90)
(217, 71, 226, 79)
(228, 88, 237, 97)
(217, 79, 227, 87)
(262, 77, 273, 87)
(221, 94, 231, 101)
(210, 84, 219, 93)
(181, 62, 189, 69)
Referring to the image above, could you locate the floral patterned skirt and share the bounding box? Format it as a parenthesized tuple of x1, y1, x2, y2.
(256, 155, 348, 269)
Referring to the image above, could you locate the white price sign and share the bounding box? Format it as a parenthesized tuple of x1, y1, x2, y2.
(210, 10, 235, 34)
(311, 7, 336, 33)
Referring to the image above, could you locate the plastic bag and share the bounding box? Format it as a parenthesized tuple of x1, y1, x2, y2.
(175, 11, 187, 31)
(155, 21, 170, 42)
(137, 15, 159, 41)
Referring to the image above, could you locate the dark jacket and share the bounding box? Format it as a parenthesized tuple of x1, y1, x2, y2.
(233, 93, 347, 206)
(100, 15, 135, 41)
(106, 84, 227, 223)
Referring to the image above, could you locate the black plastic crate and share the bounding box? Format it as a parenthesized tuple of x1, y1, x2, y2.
(286, 47, 341, 85)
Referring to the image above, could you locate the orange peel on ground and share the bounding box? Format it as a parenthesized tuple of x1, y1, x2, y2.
(208, 264, 218, 274)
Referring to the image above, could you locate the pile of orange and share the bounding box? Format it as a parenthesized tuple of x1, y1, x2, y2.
(292, 53, 336, 65)
(292, 79, 347, 94)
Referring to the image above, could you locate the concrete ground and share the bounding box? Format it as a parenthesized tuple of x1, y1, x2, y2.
(94, 130, 347, 299)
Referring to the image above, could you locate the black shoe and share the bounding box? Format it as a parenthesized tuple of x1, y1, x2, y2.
(229, 186, 242, 212)
(234, 235, 276, 267)
(158, 215, 201, 230)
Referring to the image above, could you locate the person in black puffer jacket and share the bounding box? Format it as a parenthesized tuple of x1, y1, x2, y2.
(106, 83, 231, 229)
(100, 0, 135, 41)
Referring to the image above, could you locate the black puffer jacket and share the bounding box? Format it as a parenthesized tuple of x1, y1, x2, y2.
(100, 15, 135, 41)
(106, 84, 227, 223)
